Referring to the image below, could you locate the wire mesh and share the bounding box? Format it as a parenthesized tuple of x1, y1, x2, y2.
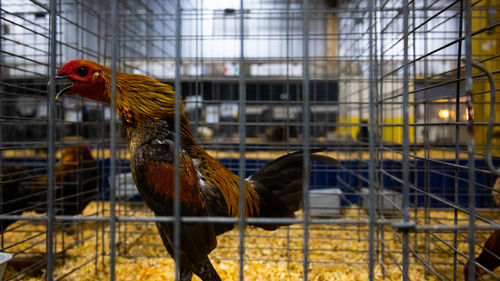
(0, 0, 109, 280)
(0, 0, 499, 280)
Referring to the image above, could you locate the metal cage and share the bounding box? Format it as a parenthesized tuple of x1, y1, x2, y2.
(0, 0, 499, 280)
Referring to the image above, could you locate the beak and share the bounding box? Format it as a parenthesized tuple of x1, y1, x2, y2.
(49, 74, 73, 101)
(55, 85, 73, 101)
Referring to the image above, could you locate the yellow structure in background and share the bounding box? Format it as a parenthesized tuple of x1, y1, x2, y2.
(472, 0, 500, 157)
(380, 116, 416, 144)
(337, 116, 415, 144)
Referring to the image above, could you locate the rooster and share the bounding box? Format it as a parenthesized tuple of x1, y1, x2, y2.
(31, 146, 100, 217)
(0, 146, 98, 232)
(54, 59, 338, 281)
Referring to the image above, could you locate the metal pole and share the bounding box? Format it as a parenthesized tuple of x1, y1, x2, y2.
(47, 0, 57, 279)
(302, 0, 310, 280)
(193, 0, 200, 140)
(285, 0, 290, 154)
(401, 0, 411, 280)
(410, 0, 418, 254)
(464, 0, 476, 279)
(238, 0, 246, 280)
(109, 0, 118, 280)
(368, 1, 376, 280)
(453, 1, 464, 279)
(421, 0, 431, 278)
(285, 0, 291, 271)
(0, 0, 4, 248)
(377, 0, 386, 277)
(98, 9, 106, 271)
(173, 0, 182, 280)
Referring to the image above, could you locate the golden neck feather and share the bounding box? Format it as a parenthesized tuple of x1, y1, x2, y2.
(103, 71, 194, 141)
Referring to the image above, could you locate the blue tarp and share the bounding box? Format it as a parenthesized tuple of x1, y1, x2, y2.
(4, 157, 499, 209)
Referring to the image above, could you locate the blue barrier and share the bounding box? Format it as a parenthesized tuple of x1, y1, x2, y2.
(4, 157, 499, 209)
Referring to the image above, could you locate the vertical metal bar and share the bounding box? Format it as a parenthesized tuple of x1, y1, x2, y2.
(423, 104, 430, 278)
(373, 2, 381, 269)
(173, 0, 182, 280)
(301, 0, 310, 280)
(47, 0, 58, 279)
(401, 0, 410, 280)
(193, 0, 200, 140)
(116, 3, 123, 256)
(96, 105, 103, 274)
(285, 0, 290, 154)
(367, 1, 376, 281)
(285, 0, 291, 272)
(145, 8, 151, 76)
(377, 1, 386, 277)
(454, 1, 464, 280)
(357, 4, 366, 250)
(0, 0, 4, 249)
(358, 5, 365, 244)
(464, 0, 476, 279)
(109, 0, 118, 280)
(410, 2, 418, 257)
(69, 0, 82, 253)
(238, 1, 246, 281)
(421, 0, 430, 279)
(98, 9, 106, 271)
(199, 0, 204, 139)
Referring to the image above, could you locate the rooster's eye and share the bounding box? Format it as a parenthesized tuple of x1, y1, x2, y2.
(77, 66, 88, 77)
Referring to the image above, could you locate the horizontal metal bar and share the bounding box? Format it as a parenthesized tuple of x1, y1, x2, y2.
(0, 214, 498, 233)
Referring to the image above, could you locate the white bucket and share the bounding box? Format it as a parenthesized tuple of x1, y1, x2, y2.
(0, 253, 12, 281)
(309, 188, 343, 217)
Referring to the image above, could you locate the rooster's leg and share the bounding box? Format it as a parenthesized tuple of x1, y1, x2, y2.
(180, 268, 193, 281)
(193, 257, 221, 281)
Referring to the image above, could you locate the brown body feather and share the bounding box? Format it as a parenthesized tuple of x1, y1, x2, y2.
(146, 160, 204, 210)
(189, 147, 261, 217)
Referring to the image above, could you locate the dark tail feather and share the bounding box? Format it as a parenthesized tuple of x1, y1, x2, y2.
(248, 149, 338, 230)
